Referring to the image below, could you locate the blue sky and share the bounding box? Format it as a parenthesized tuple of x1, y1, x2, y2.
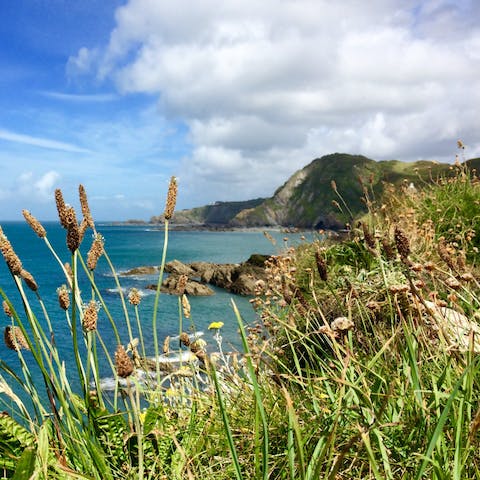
(0, 0, 479, 221)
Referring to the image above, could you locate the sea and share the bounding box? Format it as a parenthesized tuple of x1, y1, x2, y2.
(0, 221, 315, 411)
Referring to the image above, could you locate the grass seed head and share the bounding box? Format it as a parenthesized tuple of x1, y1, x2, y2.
(128, 288, 142, 306)
(82, 300, 99, 332)
(115, 345, 134, 378)
(164, 176, 178, 220)
(79, 184, 95, 229)
(0, 229, 23, 275)
(87, 234, 104, 271)
(20, 269, 38, 291)
(57, 285, 70, 310)
(2, 301, 13, 317)
(4, 326, 29, 351)
(22, 210, 46, 238)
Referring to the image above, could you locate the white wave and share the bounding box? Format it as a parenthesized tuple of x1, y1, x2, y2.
(105, 286, 129, 295)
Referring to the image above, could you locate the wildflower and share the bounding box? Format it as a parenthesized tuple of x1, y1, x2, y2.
(164, 176, 177, 220)
(22, 210, 46, 238)
(115, 345, 134, 378)
(57, 285, 70, 310)
(128, 288, 142, 306)
(4, 326, 30, 351)
(208, 321, 224, 330)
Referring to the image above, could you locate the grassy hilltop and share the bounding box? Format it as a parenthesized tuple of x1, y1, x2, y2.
(158, 153, 480, 229)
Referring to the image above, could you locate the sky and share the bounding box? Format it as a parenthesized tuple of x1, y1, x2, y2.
(0, 0, 479, 221)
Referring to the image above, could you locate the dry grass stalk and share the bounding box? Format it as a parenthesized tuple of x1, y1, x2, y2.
(164, 176, 178, 220)
(4, 326, 30, 351)
(22, 210, 46, 238)
(115, 345, 134, 378)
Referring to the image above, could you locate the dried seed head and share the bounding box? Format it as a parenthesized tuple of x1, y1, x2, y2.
(0, 228, 23, 275)
(115, 345, 134, 378)
(87, 234, 104, 270)
(57, 285, 70, 310)
(362, 223, 376, 249)
(66, 223, 81, 253)
(82, 300, 99, 332)
(79, 184, 95, 229)
(315, 251, 328, 282)
(163, 176, 178, 220)
(20, 270, 38, 292)
(176, 274, 188, 295)
(22, 210, 46, 238)
(2, 301, 13, 317)
(64, 206, 78, 229)
(330, 180, 337, 192)
(181, 294, 191, 319)
(55, 189, 69, 229)
(162, 335, 170, 354)
(128, 288, 142, 306)
(394, 226, 410, 259)
(445, 277, 461, 290)
(4, 326, 30, 351)
(460, 272, 474, 283)
(179, 332, 191, 347)
(190, 338, 207, 353)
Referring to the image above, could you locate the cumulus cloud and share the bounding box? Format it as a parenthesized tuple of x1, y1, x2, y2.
(68, 0, 480, 203)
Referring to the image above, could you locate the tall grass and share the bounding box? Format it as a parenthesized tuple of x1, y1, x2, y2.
(0, 151, 480, 478)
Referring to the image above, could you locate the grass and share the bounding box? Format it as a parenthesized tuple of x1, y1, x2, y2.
(0, 149, 479, 478)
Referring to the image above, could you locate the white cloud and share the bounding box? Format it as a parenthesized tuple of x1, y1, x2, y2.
(68, 0, 480, 204)
(0, 128, 91, 154)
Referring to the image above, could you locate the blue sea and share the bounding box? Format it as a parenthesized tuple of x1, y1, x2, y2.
(0, 221, 314, 410)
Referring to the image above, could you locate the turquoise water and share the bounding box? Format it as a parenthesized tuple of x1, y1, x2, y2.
(0, 222, 314, 408)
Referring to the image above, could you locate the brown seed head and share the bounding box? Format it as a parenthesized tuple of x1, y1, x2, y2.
(55, 189, 69, 229)
(162, 335, 170, 354)
(362, 223, 376, 249)
(0, 229, 23, 275)
(2, 301, 13, 317)
(179, 332, 191, 347)
(381, 237, 396, 261)
(164, 176, 178, 220)
(330, 180, 337, 192)
(66, 223, 81, 253)
(57, 285, 70, 310)
(79, 184, 95, 229)
(115, 345, 134, 378)
(22, 210, 46, 238)
(394, 226, 410, 259)
(128, 288, 142, 306)
(20, 270, 38, 292)
(315, 251, 328, 281)
(4, 326, 30, 351)
(87, 234, 104, 270)
(82, 300, 99, 332)
(181, 294, 191, 319)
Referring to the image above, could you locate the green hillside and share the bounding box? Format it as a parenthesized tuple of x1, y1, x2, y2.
(152, 154, 477, 229)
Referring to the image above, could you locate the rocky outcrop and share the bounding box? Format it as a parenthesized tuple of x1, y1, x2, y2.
(131, 254, 270, 296)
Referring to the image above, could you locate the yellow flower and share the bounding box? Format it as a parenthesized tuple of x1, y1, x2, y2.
(208, 321, 224, 330)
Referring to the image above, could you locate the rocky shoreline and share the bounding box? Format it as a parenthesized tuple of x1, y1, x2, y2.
(121, 254, 270, 296)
